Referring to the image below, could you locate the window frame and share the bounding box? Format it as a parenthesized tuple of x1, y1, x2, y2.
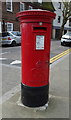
(58, 16, 61, 23)
(7, 22, 13, 31)
(28, 5, 33, 10)
(58, 2, 61, 9)
(6, 0, 13, 12)
(20, 2, 25, 12)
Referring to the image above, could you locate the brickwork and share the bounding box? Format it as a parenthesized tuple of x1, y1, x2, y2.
(2, 2, 20, 31)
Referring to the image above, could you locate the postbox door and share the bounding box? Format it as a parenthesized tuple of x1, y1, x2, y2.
(30, 31, 50, 87)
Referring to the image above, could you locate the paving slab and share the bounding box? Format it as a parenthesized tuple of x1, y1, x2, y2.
(2, 54, 69, 118)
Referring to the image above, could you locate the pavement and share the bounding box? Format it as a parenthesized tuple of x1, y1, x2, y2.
(1, 53, 70, 119)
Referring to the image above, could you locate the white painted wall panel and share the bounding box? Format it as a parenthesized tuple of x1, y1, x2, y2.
(0, 22, 1, 33)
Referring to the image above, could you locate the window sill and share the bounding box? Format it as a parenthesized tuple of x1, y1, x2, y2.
(7, 9, 13, 12)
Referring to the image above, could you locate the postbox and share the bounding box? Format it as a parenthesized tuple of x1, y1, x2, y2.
(16, 10, 56, 107)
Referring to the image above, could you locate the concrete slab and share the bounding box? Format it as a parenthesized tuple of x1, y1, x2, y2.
(2, 65, 21, 95)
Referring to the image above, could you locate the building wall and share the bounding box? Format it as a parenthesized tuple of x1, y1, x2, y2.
(0, 1, 2, 33)
(1, 1, 33, 32)
(52, 0, 71, 39)
(0, 1, 2, 18)
(2, 2, 20, 32)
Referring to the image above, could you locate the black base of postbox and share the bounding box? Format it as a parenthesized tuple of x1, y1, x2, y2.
(21, 83, 49, 107)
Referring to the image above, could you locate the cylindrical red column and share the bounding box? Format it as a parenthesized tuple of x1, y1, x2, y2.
(16, 10, 56, 107)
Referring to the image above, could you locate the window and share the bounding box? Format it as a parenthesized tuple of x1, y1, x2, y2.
(69, 19, 71, 26)
(55, 29, 60, 38)
(58, 2, 61, 9)
(6, 0, 12, 12)
(64, 30, 67, 34)
(11, 31, 21, 36)
(28, 5, 33, 10)
(17, 32, 21, 36)
(7, 23, 13, 31)
(58, 16, 61, 23)
(20, 3, 25, 11)
(2, 32, 12, 37)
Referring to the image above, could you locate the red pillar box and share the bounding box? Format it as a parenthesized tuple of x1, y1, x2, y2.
(16, 10, 56, 107)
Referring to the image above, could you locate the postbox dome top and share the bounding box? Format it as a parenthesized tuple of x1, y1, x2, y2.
(16, 9, 56, 23)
